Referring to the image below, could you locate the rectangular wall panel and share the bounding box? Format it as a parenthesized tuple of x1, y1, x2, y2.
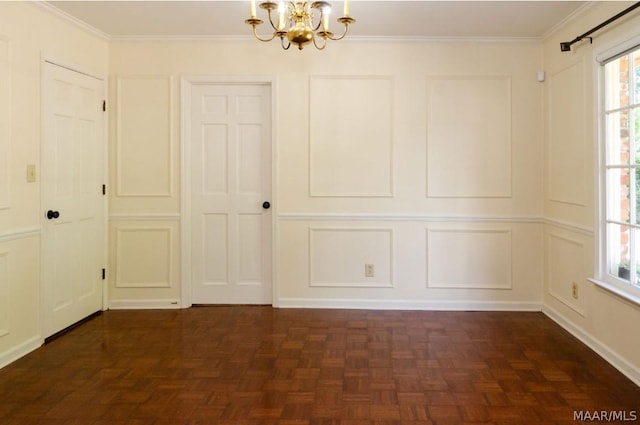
(547, 233, 584, 314)
(427, 228, 512, 289)
(115, 227, 172, 287)
(0, 38, 9, 210)
(309, 76, 393, 197)
(309, 228, 393, 287)
(0, 251, 8, 337)
(427, 76, 512, 198)
(548, 60, 586, 206)
(116, 75, 172, 197)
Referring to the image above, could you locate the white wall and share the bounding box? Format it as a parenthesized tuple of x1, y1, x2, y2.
(542, 2, 640, 385)
(108, 40, 545, 310)
(1, 0, 637, 388)
(0, 2, 108, 367)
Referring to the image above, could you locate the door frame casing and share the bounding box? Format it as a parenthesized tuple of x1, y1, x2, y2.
(39, 56, 108, 340)
(180, 76, 278, 308)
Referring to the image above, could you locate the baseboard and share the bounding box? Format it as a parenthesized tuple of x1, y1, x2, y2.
(0, 335, 42, 369)
(277, 298, 542, 311)
(108, 299, 182, 310)
(542, 304, 640, 387)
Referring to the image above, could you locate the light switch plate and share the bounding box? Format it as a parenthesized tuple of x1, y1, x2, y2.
(27, 164, 36, 183)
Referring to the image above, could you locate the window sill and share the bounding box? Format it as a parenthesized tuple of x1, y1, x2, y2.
(588, 278, 640, 307)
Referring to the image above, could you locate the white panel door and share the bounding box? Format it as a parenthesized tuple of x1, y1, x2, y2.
(190, 84, 272, 304)
(42, 62, 105, 338)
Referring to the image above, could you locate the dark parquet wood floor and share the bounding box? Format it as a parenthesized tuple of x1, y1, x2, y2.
(0, 307, 638, 425)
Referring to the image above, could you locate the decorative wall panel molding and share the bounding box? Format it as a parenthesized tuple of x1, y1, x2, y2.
(116, 75, 173, 197)
(0, 335, 41, 370)
(427, 228, 512, 289)
(544, 217, 593, 236)
(309, 76, 393, 197)
(547, 233, 585, 315)
(548, 59, 586, 206)
(279, 212, 542, 224)
(0, 251, 9, 337)
(427, 76, 512, 198)
(309, 227, 393, 287)
(0, 228, 41, 243)
(115, 227, 173, 288)
(109, 299, 181, 310)
(108, 213, 181, 221)
(278, 297, 542, 311)
(0, 37, 11, 210)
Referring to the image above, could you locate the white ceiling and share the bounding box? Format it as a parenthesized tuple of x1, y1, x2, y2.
(46, 1, 589, 40)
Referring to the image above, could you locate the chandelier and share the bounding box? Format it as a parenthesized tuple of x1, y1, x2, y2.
(245, 0, 355, 50)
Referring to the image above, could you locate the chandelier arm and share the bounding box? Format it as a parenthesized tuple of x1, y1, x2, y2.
(265, 9, 280, 31)
(251, 25, 278, 42)
(312, 9, 323, 32)
(325, 22, 351, 41)
(280, 36, 292, 50)
(312, 34, 328, 50)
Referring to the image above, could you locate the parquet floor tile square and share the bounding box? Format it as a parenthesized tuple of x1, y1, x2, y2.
(0, 307, 638, 424)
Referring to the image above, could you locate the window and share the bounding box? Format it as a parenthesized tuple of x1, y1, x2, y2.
(601, 44, 640, 302)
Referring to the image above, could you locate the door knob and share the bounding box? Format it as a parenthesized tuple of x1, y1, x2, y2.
(262, 201, 271, 210)
(46, 210, 60, 219)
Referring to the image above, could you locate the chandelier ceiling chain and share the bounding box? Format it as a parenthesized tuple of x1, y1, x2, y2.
(245, 0, 355, 50)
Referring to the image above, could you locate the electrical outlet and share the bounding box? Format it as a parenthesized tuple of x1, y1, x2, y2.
(365, 264, 374, 278)
(572, 282, 579, 300)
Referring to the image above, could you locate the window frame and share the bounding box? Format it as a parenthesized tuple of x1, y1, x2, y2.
(593, 33, 640, 306)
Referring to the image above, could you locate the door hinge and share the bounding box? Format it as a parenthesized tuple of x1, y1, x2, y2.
(102, 100, 106, 112)
(102, 184, 106, 195)
(102, 268, 106, 280)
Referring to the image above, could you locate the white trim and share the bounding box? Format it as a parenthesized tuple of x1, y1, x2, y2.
(34, 1, 110, 41)
(109, 34, 542, 44)
(426, 228, 513, 290)
(108, 299, 181, 310)
(592, 34, 640, 303)
(589, 278, 640, 307)
(180, 75, 278, 309)
(0, 228, 40, 243)
(278, 213, 543, 224)
(541, 2, 594, 42)
(543, 217, 594, 236)
(109, 213, 180, 221)
(595, 31, 640, 64)
(115, 227, 173, 288)
(180, 78, 192, 309)
(308, 75, 395, 199)
(542, 304, 640, 387)
(308, 227, 394, 288)
(277, 298, 542, 312)
(115, 75, 174, 198)
(0, 335, 42, 370)
(546, 233, 586, 317)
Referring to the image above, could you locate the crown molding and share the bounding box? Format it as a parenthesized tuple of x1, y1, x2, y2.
(34, 1, 111, 41)
(542, 1, 596, 41)
(108, 34, 541, 44)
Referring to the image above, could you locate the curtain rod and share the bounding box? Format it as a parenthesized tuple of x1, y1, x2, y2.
(560, 1, 640, 52)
